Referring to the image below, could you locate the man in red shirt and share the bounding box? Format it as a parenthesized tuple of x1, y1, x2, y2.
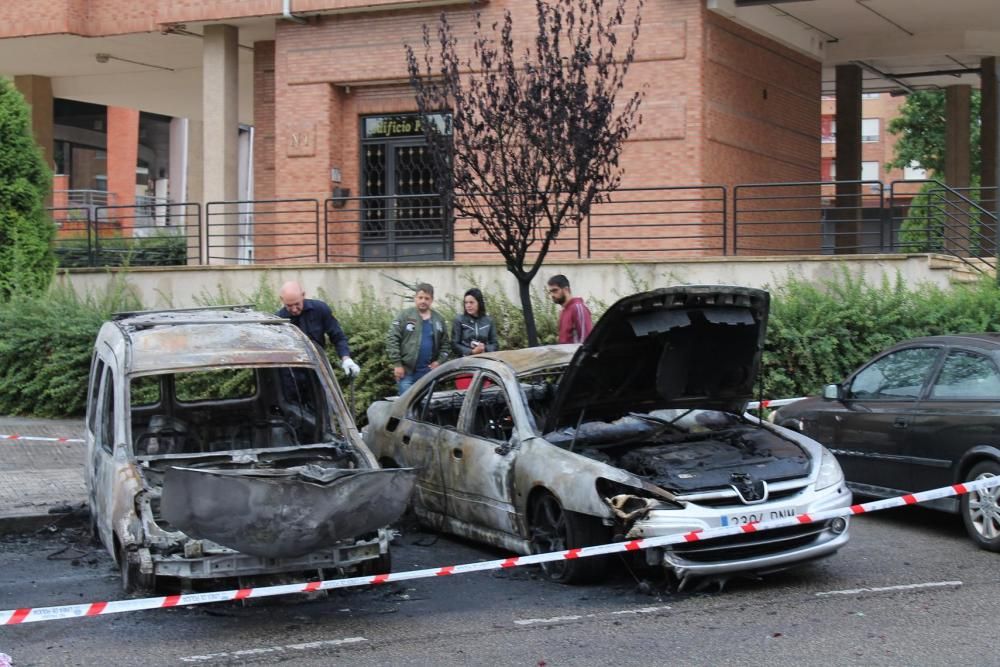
(547, 274, 593, 344)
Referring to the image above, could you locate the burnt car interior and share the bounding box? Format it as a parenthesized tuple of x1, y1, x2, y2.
(130, 366, 340, 455)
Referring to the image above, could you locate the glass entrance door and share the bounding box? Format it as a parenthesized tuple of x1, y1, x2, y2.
(361, 114, 451, 261)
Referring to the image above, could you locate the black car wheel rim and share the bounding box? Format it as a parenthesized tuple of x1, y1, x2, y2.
(968, 472, 1000, 541)
(531, 495, 568, 576)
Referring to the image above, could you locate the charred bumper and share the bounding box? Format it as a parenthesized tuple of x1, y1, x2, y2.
(627, 481, 852, 578)
(161, 465, 416, 559)
(151, 531, 389, 579)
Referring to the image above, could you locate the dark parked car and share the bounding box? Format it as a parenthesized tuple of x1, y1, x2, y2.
(772, 334, 1000, 551)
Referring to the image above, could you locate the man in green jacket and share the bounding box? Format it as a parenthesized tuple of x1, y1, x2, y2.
(386, 283, 450, 394)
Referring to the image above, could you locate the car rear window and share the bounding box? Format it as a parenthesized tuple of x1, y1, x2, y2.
(176, 368, 256, 402)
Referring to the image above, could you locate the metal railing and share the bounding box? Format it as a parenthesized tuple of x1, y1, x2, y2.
(888, 181, 998, 272)
(206, 199, 320, 265)
(51, 203, 200, 268)
(585, 186, 727, 258)
(733, 180, 885, 255)
(48, 180, 1000, 271)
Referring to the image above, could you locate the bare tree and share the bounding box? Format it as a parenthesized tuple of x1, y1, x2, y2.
(406, 0, 643, 345)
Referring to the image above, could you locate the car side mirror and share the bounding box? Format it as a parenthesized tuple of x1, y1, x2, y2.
(822, 384, 842, 400)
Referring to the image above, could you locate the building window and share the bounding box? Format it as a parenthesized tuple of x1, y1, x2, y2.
(821, 117, 835, 143)
(821, 158, 835, 181)
(861, 161, 880, 181)
(861, 118, 880, 142)
(904, 162, 927, 180)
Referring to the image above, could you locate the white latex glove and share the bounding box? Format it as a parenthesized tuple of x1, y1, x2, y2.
(341, 357, 361, 378)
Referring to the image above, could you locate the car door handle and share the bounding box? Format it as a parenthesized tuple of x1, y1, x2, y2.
(402, 434, 411, 445)
(452, 448, 463, 459)
(893, 418, 908, 429)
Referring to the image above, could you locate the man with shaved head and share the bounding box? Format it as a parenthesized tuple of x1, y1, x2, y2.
(277, 281, 361, 378)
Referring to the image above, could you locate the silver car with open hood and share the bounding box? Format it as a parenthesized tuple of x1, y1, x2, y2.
(85, 306, 415, 594)
(365, 286, 851, 587)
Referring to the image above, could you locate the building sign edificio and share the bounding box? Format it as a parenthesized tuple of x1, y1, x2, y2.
(363, 113, 452, 140)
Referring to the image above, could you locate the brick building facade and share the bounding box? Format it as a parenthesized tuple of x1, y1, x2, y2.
(7, 1, 991, 264)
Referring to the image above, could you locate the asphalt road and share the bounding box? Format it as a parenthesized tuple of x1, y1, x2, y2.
(1, 506, 997, 666)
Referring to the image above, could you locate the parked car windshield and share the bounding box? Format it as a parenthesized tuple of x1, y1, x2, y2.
(129, 365, 342, 456)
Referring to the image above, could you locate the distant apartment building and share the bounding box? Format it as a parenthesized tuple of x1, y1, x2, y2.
(820, 93, 927, 188)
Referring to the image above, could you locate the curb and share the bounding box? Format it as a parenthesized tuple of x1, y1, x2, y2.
(0, 508, 88, 536)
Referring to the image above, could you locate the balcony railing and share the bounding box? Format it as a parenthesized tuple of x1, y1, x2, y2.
(47, 181, 999, 272)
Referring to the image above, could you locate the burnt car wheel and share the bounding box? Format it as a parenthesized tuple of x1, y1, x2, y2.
(359, 551, 392, 576)
(961, 461, 1000, 552)
(529, 492, 608, 584)
(118, 544, 155, 595)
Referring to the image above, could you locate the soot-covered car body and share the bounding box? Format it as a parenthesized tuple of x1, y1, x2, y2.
(85, 306, 415, 594)
(365, 286, 851, 585)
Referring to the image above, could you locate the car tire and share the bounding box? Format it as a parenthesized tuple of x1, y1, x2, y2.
(88, 510, 101, 548)
(118, 544, 155, 595)
(960, 460, 1000, 552)
(528, 491, 609, 584)
(359, 551, 392, 577)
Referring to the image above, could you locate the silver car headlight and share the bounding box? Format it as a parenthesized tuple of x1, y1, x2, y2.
(814, 448, 843, 491)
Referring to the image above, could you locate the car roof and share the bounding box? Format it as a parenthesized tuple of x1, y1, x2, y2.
(108, 306, 317, 374)
(475, 344, 579, 374)
(891, 333, 1000, 350)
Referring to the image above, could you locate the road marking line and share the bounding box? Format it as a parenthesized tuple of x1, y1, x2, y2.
(514, 605, 671, 626)
(179, 637, 368, 662)
(815, 581, 962, 597)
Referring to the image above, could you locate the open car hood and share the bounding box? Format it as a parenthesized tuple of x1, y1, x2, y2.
(543, 285, 769, 432)
(161, 466, 417, 558)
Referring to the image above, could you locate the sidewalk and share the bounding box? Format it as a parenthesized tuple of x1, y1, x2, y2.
(0, 416, 87, 533)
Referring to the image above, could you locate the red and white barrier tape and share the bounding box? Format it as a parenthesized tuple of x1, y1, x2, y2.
(746, 397, 807, 410)
(0, 433, 83, 444)
(3, 475, 998, 626)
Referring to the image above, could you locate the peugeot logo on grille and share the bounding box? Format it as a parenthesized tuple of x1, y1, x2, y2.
(730, 472, 768, 504)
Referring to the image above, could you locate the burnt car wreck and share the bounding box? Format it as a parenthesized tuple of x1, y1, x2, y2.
(85, 306, 415, 593)
(366, 286, 852, 588)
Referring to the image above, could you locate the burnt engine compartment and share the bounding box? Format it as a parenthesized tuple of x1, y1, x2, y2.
(547, 410, 809, 494)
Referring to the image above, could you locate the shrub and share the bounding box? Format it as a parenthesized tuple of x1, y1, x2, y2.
(0, 78, 55, 300)
(760, 270, 1000, 399)
(0, 278, 141, 416)
(8, 270, 1000, 420)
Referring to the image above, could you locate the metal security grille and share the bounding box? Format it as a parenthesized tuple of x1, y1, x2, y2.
(360, 114, 449, 261)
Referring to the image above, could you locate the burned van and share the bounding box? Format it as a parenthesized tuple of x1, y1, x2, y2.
(85, 306, 415, 594)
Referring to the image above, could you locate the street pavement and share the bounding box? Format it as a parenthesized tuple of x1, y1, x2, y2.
(0, 416, 87, 532)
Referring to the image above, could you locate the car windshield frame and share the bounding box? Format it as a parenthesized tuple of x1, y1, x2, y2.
(127, 363, 346, 458)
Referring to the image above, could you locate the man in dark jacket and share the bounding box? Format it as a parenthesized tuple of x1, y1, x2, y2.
(277, 281, 361, 378)
(386, 283, 450, 394)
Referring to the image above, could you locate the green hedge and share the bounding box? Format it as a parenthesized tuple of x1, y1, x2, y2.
(0, 278, 142, 416)
(2, 271, 999, 421)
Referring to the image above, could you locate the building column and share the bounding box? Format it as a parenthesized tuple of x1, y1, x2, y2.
(106, 107, 139, 212)
(945, 85, 972, 190)
(202, 24, 240, 264)
(834, 64, 862, 253)
(13, 75, 54, 172)
(981, 57, 998, 257)
(945, 84, 972, 255)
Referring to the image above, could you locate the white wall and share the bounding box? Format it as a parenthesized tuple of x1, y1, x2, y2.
(56, 255, 967, 312)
